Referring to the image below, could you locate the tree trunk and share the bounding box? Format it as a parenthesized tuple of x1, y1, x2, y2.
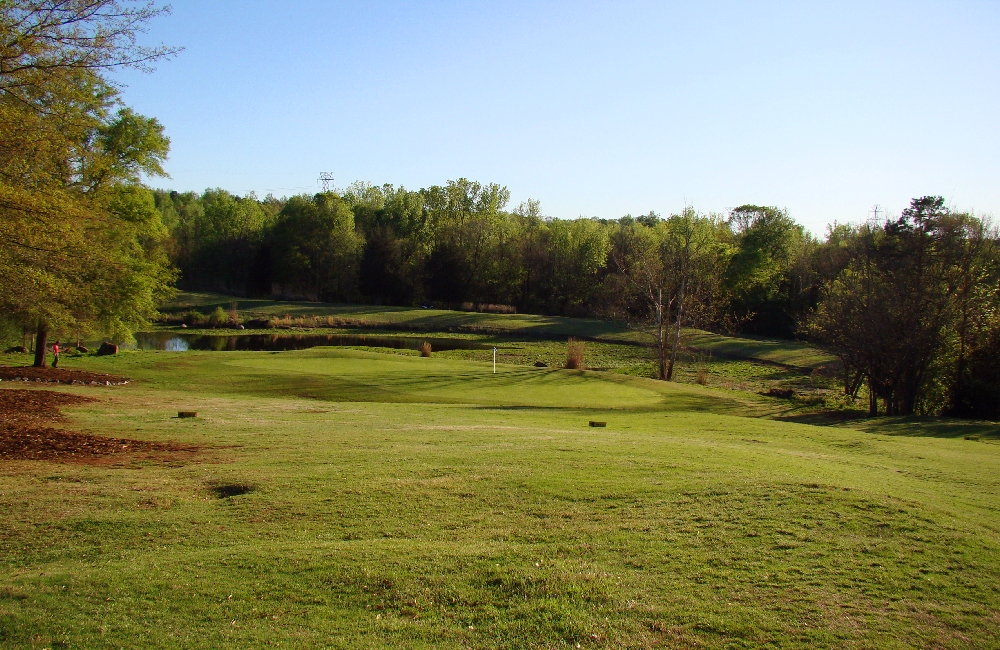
(868, 374, 878, 416)
(33, 320, 48, 368)
(656, 288, 666, 380)
(666, 278, 685, 381)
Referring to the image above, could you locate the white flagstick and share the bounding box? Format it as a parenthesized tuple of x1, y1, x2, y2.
(493, 347, 497, 374)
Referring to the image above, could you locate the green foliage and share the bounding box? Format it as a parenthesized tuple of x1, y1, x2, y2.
(269, 193, 364, 302)
(207, 306, 228, 328)
(0, 1, 177, 349)
(808, 198, 1000, 416)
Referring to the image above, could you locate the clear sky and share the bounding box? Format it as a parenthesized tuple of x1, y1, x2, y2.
(115, 0, 1000, 234)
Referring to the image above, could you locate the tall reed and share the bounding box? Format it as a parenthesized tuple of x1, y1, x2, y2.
(565, 338, 584, 370)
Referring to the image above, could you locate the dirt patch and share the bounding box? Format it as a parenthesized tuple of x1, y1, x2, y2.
(0, 389, 200, 463)
(210, 482, 255, 498)
(0, 366, 129, 386)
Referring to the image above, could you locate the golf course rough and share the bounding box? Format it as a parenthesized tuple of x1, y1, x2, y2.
(0, 346, 998, 648)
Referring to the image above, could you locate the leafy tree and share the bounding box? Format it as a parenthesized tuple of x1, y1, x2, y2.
(808, 197, 996, 416)
(724, 205, 803, 336)
(1, 4, 178, 364)
(269, 193, 363, 302)
(608, 209, 727, 380)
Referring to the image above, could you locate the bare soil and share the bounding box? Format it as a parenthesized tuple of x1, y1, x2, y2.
(0, 389, 200, 463)
(0, 365, 129, 385)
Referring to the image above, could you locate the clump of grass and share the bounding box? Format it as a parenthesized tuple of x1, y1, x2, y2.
(420, 341, 432, 357)
(478, 303, 517, 314)
(696, 351, 711, 385)
(565, 338, 584, 370)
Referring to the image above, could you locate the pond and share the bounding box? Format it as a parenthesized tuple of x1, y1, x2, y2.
(133, 331, 494, 353)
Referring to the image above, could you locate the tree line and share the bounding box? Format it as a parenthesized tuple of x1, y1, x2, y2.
(155, 184, 817, 335)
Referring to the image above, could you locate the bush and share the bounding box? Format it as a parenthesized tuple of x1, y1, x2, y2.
(227, 302, 241, 327)
(183, 310, 207, 327)
(208, 306, 228, 328)
(420, 341, 432, 357)
(565, 338, 584, 370)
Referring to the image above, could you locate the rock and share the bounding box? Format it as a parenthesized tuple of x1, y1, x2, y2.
(237, 324, 245, 330)
(180, 323, 188, 328)
(4, 346, 29, 353)
(76, 346, 88, 353)
(534, 361, 548, 367)
(764, 387, 796, 399)
(96, 342, 118, 356)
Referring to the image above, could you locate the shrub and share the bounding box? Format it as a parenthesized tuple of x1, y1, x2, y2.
(183, 310, 207, 327)
(227, 302, 241, 327)
(565, 338, 584, 370)
(696, 367, 709, 385)
(208, 306, 228, 328)
(420, 341, 432, 357)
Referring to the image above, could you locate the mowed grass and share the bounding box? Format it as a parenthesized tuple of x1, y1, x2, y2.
(2, 349, 1000, 648)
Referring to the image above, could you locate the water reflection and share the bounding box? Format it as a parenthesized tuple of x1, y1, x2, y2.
(134, 331, 492, 353)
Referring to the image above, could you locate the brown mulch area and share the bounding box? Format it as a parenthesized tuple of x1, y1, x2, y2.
(0, 366, 129, 386)
(0, 389, 200, 463)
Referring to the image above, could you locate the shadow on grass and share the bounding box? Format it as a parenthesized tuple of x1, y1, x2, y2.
(774, 410, 871, 426)
(854, 417, 1000, 439)
(777, 410, 1000, 439)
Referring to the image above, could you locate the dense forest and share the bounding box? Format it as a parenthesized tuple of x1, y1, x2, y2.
(155, 182, 818, 334)
(152, 182, 1000, 419)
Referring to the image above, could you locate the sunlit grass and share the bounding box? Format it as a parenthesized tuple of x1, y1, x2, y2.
(1, 344, 998, 648)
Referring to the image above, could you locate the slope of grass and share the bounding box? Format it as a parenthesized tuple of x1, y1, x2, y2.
(161, 291, 835, 367)
(161, 291, 637, 341)
(681, 329, 837, 370)
(1, 348, 999, 648)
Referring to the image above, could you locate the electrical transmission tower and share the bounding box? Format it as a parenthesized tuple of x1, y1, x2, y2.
(318, 172, 335, 193)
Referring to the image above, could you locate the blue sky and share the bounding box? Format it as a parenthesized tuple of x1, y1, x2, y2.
(116, 0, 1000, 234)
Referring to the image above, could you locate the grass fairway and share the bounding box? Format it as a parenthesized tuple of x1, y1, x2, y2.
(2, 348, 1000, 648)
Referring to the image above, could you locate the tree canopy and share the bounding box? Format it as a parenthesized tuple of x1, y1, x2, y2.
(0, 0, 177, 364)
